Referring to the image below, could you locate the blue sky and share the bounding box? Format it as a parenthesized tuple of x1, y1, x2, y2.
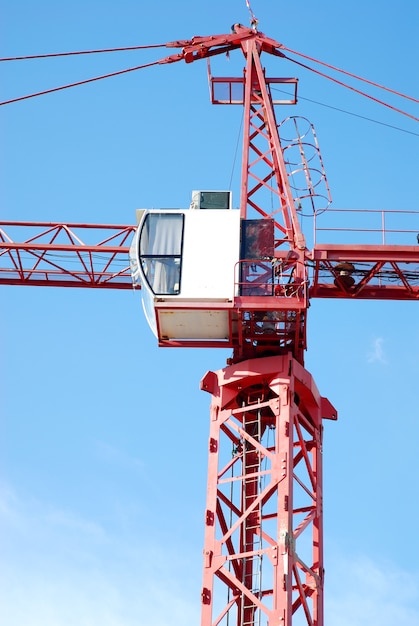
(1, 1, 419, 624)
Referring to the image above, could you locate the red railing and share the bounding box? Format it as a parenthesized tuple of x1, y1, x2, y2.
(313, 208, 419, 246)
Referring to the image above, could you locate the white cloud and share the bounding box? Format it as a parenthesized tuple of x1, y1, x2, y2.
(325, 552, 419, 626)
(0, 482, 24, 529)
(0, 481, 200, 626)
(45, 508, 107, 541)
(2, 484, 419, 625)
(94, 440, 144, 472)
(0, 482, 107, 545)
(0, 565, 200, 626)
(367, 337, 387, 364)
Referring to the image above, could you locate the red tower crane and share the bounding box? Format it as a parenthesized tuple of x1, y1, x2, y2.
(2, 24, 418, 626)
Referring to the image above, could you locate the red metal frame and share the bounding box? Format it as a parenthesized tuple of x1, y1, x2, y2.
(309, 244, 419, 300)
(3, 27, 418, 626)
(238, 36, 303, 249)
(200, 354, 336, 626)
(0, 221, 136, 288)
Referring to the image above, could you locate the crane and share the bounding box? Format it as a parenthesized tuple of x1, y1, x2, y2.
(2, 22, 418, 626)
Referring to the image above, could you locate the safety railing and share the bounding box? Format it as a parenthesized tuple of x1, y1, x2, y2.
(313, 208, 419, 246)
(234, 259, 308, 300)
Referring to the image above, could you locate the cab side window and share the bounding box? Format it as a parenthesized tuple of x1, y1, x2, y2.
(139, 213, 184, 295)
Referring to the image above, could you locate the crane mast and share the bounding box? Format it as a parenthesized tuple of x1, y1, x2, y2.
(2, 24, 418, 626)
(193, 25, 334, 626)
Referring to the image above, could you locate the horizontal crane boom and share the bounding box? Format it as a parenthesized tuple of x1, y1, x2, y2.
(0, 221, 136, 289)
(310, 244, 419, 300)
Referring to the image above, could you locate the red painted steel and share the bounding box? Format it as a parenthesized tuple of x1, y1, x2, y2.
(200, 354, 336, 626)
(0, 222, 136, 288)
(2, 27, 418, 626)
(2, 224, 418, 299)
(309, 244, 419, 300)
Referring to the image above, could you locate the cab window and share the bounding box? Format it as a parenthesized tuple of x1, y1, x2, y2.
(139, 213, 184, 295)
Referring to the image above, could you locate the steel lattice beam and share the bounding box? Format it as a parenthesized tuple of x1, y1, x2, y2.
(200, 354, 336, 626)
(309, 244, 419, 300)
(2, 27, 417, 626)
(0, 221, 136, 289)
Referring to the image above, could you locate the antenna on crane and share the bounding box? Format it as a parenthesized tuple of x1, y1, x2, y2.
(244, 0, 259, 30)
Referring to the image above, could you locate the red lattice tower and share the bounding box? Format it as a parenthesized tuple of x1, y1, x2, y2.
(2, 25, 418, 626)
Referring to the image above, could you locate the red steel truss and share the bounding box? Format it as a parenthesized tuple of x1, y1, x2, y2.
(200, 354, 336, 626)
(2, 26, 418, 626)
(309, 244, 419, 300)
(2, 223, 418, 300)
(0, 221, 135, 289)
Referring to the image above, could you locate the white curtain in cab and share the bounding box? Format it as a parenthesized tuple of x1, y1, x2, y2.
(139, 213, 183, 294)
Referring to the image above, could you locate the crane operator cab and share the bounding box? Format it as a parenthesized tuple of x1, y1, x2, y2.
(129, 190, 301, 352)
(129, 191, 242, 347)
